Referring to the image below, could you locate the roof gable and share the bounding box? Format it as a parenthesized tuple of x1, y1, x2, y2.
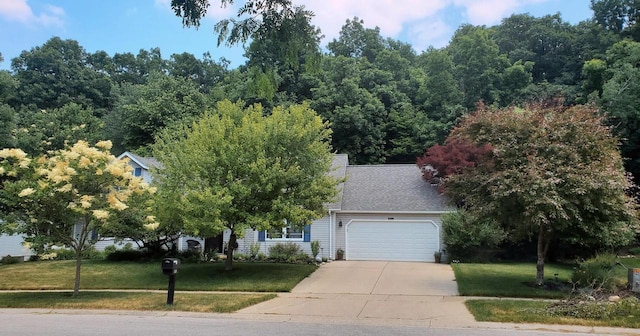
(117, 151, 162, 170)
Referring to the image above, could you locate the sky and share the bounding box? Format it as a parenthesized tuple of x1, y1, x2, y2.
(0, 0, 595, 70)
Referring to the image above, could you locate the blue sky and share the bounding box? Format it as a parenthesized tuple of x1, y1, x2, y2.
(0, 0, 594, 70)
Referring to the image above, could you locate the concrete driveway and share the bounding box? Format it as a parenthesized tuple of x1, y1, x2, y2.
(236, 261, 476, 327)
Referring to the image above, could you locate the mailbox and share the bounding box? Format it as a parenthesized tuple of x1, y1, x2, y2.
(162, 258, 180, 275)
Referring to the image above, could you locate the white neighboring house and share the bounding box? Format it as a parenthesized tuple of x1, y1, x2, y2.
(112, 152, 205, 252)
(0, 233, 34, 261)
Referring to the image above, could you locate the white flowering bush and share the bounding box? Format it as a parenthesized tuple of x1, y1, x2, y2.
(0, 140, 157, 296)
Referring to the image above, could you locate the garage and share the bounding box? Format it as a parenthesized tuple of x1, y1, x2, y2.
(346, 220, 439, 262)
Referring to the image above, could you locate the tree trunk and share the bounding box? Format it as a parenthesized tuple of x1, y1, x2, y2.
(535, 226, 551, 286)
(72, 216, 90, 297)
(225, 232, 237, 271)
(73, 248, 82, 297)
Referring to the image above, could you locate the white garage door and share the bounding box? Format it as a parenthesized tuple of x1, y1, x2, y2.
(346, 221, 439, 262)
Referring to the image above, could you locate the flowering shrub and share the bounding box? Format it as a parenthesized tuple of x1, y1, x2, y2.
(0, 140, 157, 295)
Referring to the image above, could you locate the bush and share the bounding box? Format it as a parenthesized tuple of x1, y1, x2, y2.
(103, 245, 118, 254)
(249, 242, 261, 259)
(311, 240, 320, 259)
(52, 248, 76, 260)
(442, 210, 505, 262)
(268, 242, 308, 263)
(82, 246, 104, 260)
(1, 255, 23, 264)
(106, 250, 150, 262)
(571, 253, 623, 292)
(629, 246, 640, 256)
(169, 249, 202, 263)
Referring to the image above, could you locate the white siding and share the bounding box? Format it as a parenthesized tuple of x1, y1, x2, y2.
(234, 216, 332, 258)
(0, 234, 33, 260)
(94, 238, 141, 251)
(177, 235, 204, 251)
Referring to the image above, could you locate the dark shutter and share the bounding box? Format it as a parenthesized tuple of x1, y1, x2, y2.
(303, 225, 311, 242)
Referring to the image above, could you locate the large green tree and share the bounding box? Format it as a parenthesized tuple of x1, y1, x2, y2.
(591, 0, 640, 39)
(106, 72, 208, 153)
(600, 40, 640, 192)
(447, 25, 510, 108)
(11, 37, 112, 110)
(153, 100, 339, 270)
(421, 104, 638, 285)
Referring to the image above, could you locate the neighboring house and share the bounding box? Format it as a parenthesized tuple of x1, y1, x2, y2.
(114, 152, 206, 252)
(1, 152, 453, 262)
(0, 233, 33, 261)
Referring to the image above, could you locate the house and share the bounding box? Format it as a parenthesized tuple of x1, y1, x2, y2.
(1, 152, 453, 262)
(226, 155, 454, 262)
(112, 152, 208, 252)
(0, 233, 33, 261)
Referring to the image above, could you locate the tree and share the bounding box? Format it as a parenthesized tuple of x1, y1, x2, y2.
(0, 104, 15, 148)
(106, 72, 208, 153)
(0, 140, 156, 296)
(153, 100, 339, 270)
(12, 103, 103, 156)
(416, 48, 464, 141)
(493, 14, 578, 84)
(600, 40, 640, 195)
(172, 0, 324, 78)
(327, 17, 386, 63)
(591, 0, 640, 37)
(447, 25, 510, 108)
(420, 104, 638, 285)
(11, 37, 112, 110)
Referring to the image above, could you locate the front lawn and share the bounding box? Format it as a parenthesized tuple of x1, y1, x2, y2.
(0, 291, 275, 313)
(452, 262, 574, 298)
(0, 260, 318, 292)
(454, 259, 640, 329)
(466, 299, 640, 329)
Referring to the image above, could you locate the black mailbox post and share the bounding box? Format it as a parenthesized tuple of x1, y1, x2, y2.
(162, 258, 180, 305)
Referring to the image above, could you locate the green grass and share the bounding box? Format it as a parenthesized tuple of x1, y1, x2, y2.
(0, 260, 318, 292)
(0, 291, 275, 313)
(466, 299, 640, 329)
(452, 262, 575, 298)
(453, 258, 640, 299)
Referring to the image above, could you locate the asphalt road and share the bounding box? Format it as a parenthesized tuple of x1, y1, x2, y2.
(0, 309, 618, 336)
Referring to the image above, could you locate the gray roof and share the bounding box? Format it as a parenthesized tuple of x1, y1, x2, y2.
(341, 165, 452, 212)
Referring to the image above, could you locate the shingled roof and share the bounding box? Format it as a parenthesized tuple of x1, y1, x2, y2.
(340, 165, 452, 212)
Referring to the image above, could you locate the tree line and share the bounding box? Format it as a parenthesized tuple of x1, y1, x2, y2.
(0, 1, 638, 177)
(0, 4, 634, 165)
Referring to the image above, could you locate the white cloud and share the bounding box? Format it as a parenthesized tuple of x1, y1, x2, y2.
(299, 0, 449, 42)
(204, 1, 235, 20)
(407, 19, 453, 51)
(453, 0, 547, 25)
(0, 0, 64, 27)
